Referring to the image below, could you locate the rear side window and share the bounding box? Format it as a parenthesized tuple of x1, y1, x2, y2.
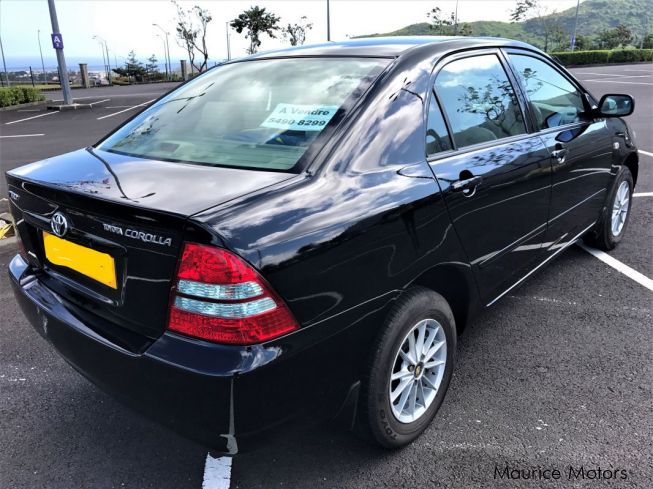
(435, 54, 526, 149)
(426, 94, 453, 156)
(509, 54, 585, 130)
(97, 58, 389, 172)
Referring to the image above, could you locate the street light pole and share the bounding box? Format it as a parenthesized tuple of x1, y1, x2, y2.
(93, 36, 107, 82)
(47, 0, 72, 105)
(453, 0, 460, 35)
(225, 21, 231, 60)
(38, 30, 47, 83)
(0, 33, 8, 87)
(153, 24, 171, 80)
(93, 35, 112, 84)
(326, 0, 331, 41)
(156, 34, 169, 78)
(571, 0, 581, 51)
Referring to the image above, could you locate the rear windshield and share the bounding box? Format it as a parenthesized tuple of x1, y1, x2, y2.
(97, 57, 389, 172)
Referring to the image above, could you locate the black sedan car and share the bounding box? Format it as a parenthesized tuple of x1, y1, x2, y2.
(6, 37, 637, 452)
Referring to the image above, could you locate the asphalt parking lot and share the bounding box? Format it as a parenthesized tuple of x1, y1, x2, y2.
(0, 64, 651, 488)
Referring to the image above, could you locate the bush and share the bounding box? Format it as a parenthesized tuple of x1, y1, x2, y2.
(0, 86, 46, 107)
(551, 49, 653, 66)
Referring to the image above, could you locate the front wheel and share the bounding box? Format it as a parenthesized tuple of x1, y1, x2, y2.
(585, 165, 634, 251)
(362, 287, 456, 449)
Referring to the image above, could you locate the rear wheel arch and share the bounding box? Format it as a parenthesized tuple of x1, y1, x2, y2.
(408, 264, 478, 335)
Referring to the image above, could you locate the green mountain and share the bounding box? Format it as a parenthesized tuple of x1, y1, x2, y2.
(358, 0, 652, 50)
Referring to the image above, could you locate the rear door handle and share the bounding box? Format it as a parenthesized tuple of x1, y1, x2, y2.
(451, 175, 482, 192)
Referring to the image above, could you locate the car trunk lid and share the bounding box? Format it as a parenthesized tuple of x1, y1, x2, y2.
(6, 148, 295, 346)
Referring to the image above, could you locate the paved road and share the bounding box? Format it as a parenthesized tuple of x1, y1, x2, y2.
(0, 65, 651, 489)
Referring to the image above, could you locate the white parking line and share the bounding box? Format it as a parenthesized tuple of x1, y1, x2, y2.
(634, 192, 653, 197)
(4, 111, 57, 125)
(202, 454, 232, 489)
(0, 134, 45, 138)
(639, 150, 653, 158)
(89, 98, 110, 106)
(96, 99, 156, 120)
(582, 79, 653, 85)
(578, 243, 653, 292)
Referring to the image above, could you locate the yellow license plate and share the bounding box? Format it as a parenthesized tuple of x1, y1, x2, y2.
(43, 231, 117, 289)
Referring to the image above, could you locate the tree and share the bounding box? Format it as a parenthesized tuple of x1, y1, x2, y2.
(146, 54, 159, 79)
(549, 23, 568, 51)
(427, 6, 454, 35)
(596, 24, 635, 49)
(574, 34, 589, 51)
(172, 0, 213, 74)
(642, 33, 653, 49)
(282, 16, 313, 46)
(231, 6, 281, 54)
(510, 0, 537, 22)
(458, 23, 473, 37)
(112, 50, 147, 82)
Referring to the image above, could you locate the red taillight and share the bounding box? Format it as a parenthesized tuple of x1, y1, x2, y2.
(167, 243, 299, 345)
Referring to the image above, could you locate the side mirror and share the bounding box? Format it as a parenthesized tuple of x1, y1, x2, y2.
(597, 94, 635, 117)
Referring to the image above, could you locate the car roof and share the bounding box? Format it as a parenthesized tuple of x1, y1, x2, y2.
(245, 36, 538, 59)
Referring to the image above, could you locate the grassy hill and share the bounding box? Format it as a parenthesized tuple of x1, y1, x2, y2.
(358, 0, 652, 50)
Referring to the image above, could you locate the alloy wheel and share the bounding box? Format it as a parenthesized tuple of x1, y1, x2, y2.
(611, 180, 630, 237)
(389, 318, 447, 423)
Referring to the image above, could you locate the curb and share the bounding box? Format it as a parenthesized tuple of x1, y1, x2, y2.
(563, 61, 653, 68)
(0, 100, 52, 112)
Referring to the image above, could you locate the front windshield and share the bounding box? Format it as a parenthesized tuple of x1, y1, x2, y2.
(97, 57, 389, 172)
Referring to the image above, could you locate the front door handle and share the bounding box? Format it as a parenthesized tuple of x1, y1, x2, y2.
(551, 144, 568, 164)
(451, 175, 482, 193)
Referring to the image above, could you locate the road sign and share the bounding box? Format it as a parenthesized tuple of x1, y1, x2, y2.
(51, 33, 64, 50)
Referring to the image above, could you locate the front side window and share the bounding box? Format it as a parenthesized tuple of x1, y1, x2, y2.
(434, 54, 526, 149)
(98, 58, 389, 172)
(509, 54, 585, 130)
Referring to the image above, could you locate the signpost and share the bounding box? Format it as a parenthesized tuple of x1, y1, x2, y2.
(47, 0, 73, 105)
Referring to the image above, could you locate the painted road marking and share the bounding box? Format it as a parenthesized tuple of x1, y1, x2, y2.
(202, 454, 232, 489)
(634, 192, 653, 197)
(4, 111, 57, 125)
(578, 243, 653, 292)
(0, 134, 45, 138)
(96, 99, 156, 120)
(639, 150, 653, 158)
(89, 98, 110, 106)
(581, 79, 652, 86)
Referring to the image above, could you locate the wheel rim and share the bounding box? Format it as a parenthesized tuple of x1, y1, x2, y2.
(389, 318, 447, 424)
(611, 180, 630, 237)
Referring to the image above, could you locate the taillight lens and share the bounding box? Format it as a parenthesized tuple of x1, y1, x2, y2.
(167, 243, 299, 345)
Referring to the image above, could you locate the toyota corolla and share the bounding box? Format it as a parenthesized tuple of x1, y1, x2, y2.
(6, 37, 638, 452)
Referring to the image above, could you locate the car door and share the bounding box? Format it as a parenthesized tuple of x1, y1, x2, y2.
(504, 51, 613, 246)
(426, 50, 553, 305)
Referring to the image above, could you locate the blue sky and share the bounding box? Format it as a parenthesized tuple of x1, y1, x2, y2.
(0, 0, 581, 69)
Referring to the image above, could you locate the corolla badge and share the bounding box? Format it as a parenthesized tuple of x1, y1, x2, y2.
(50, 212, 69, 237)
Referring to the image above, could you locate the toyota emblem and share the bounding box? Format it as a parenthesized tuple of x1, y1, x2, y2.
(50, 212, 69, 237)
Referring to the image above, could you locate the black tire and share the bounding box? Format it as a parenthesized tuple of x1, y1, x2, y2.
(361, 287, 456, 449)
(585, 165, 634, 251)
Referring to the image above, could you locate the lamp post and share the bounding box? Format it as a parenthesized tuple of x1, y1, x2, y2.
(153, 24, 171, 80)
(571, 0, 581, 51)
(326, 0, 331, 41)
(93, 35, 111, 84)
(38, 30, 47, 83)
(453, 0, 460, 35)
(0, 33, 8, 87)
(156, 34, 169, 79)
(225, 21, 231, 60)
(47, 0, 72, 104)
(92, 37, 107, 81)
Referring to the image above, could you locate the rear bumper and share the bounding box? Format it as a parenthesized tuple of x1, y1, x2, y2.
(9, 254, 380, 452)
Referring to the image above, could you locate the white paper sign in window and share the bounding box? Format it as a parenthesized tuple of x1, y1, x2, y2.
(261, 103, 339, 132)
